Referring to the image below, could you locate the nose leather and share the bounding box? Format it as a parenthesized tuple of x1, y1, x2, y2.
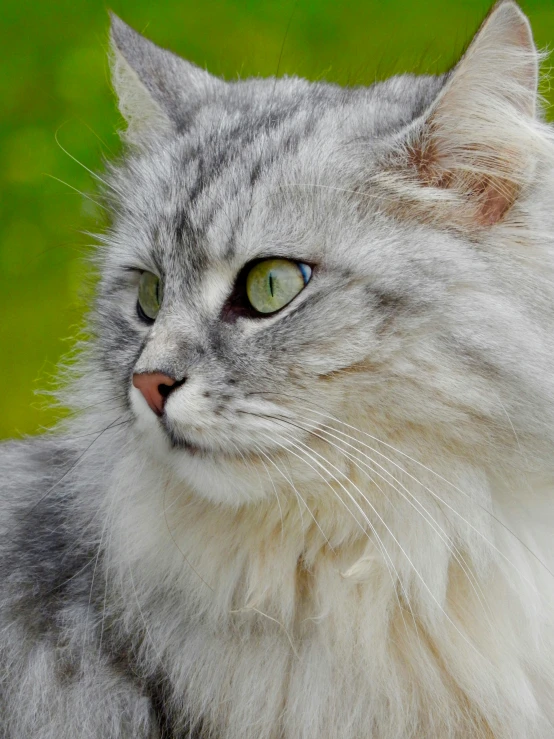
(132, 372, 180, 416)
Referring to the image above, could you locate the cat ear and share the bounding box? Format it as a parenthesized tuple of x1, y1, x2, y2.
(394, 0, 544, 228)
(109, 14, 222, 142)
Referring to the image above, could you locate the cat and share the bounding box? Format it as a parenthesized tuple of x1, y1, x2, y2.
(2, 1, 554, 737)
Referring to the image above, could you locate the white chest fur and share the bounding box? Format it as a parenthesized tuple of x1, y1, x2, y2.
(104, 448, 554, 739)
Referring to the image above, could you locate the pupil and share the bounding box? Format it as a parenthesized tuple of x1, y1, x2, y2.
(268, 272, 274, 297)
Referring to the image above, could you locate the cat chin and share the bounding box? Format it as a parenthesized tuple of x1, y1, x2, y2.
(165, 451, 274, 505)
(129, 386, 278, 505)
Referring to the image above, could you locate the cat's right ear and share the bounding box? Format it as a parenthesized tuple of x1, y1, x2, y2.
(109, 14, 222, 143)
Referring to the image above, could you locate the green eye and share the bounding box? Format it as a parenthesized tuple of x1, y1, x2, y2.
(246, 259, 312, 315)
(137, 271, 163, 321)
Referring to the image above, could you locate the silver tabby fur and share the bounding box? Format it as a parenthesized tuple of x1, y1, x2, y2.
(2, 2, 554, 737)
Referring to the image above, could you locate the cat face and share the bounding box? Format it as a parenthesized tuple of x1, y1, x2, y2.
(95, 7, 554, 503)
(98, 90, 410, 500)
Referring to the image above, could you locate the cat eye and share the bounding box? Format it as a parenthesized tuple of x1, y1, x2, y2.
(137, 271, 163, 322)
(245, 259, 312, 315)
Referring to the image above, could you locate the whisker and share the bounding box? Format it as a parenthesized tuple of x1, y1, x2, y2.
(252, 391, 554, 583)
(44, 174, 106, 210)
(71, 392, 129, 415)
(274, 404, 542, 601)
(284, 416, 495, 625)
(75, 117, 116, 156)
(283, 429, 492, 656)
(257, 421, 489, 658)
(254, 444, 335, 554)
(253, 445, 286, 547)
(227, 440, 260, 503)
(306, 418, 552, 595)
(54, 126, 121, 195)
(61, 416, 131, 440)
(24, 415, 130, 516)
(257, 429, 420, 645)
(162, 481, 215, 592)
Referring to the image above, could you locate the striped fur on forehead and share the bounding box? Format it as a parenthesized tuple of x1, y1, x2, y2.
(104, 72, 449, 269)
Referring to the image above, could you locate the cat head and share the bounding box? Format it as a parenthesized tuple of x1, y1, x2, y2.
(91, 2, 554, 504)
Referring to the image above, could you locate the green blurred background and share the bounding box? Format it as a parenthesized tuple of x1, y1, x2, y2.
(1, 0, 553, 439)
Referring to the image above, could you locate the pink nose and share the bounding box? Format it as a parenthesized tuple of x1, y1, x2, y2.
(132, 372, 181, 416)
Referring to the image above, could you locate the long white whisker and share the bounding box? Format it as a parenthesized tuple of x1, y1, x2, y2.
(304, 417, 550, 596)
(253, 445, 286, 548)
(254, 444, 335, 554)
(263, 425, 489, 659)
(258, 430, 420, 646)
(304, 404, 554, 578)
(227, 441, 260, 504)
(284, 416, 495, 625)
(253, 392, 554, 584)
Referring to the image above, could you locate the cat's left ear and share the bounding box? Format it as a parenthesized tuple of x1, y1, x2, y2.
(390, 0, 546, 228)
(109, 14, 223, 143)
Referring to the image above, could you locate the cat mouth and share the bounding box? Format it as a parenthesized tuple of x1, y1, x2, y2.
(152, 405, 251, 459)
(161, 420, 226, 458)
(162, 424, 252, 461)
(164, 427, 208, 456)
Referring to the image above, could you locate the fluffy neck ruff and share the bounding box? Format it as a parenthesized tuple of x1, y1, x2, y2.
(101, 428, 554, 739)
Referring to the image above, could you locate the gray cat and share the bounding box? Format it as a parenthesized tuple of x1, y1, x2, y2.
(2, 2, 554, 737)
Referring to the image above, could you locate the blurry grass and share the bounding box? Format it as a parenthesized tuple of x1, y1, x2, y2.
(1, 0, 553, 439)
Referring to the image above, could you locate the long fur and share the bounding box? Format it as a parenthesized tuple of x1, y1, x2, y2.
(2, 2, 554, 737)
